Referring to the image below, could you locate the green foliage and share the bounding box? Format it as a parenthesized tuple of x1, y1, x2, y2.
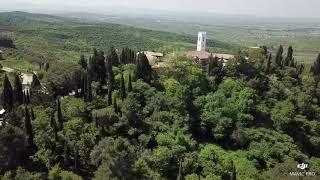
(48, 164, 82, 180)
(271, 101, 295, 130)
(1, 74, 14, 111)
(1, 12, 320, 180)
(196, 79, 255, 141)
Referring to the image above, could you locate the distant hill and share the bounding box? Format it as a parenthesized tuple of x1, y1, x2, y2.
(0, 11, 238, 52)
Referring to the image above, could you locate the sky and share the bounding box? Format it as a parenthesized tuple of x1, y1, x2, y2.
(1, 0, 320, 18)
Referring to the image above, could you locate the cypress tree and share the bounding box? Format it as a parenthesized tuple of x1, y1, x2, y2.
(50, 110, 58, 142)
(30, 106, 35, 120)
(113, 97, 118, 114)
(266, 53, 272, 74)
(275, 45, 284, 68)
(79, 54, 88, 69)
(128, 74, 133, 92)
(74, 146, 79, 171)
(135, 52, 152, 83)
(106, 59, 115, 86)
(284, 46, 294, 67)
(13, 73, 23, 105)
(107, 47, 119, 66)
(63, 140, 69, 167)
(120, 48, 127, 64)
(231, 161, 237, 180)
(96, 51, 107, 85)
(1, 74, 14, 112)
(311, 53, 320, 81)
(86, 74, 92, 102)
(120, 72, 126, 100)
(107, 85, 112, 106)
(56, 97, 63, 130)
(31, 73, 41, 89)
(26, 90, 31, 104)
(24, 106, 34, 148)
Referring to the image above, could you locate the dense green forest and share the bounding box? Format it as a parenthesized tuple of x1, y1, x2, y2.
(0, 12, 320, 180)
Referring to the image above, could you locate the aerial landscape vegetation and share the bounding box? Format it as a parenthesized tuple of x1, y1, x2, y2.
(0, 9, 320, 180)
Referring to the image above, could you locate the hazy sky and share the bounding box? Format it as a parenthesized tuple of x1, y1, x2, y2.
(2, 0, 320, 18)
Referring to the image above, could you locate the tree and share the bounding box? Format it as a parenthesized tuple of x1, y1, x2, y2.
(1, 74, 14, 112)
(13, 73, 23, 105)
(31, 73, 41, 89)
(79, 54, 87, 69)
(56, 97, 63, 130)
(231, 160, 237, 180)
(120, 72, 126, 100)
(271, 101, 295, 131)
(128, 74, 133, 92)
(113, 97, 119, 114)
(90, 137, 137, 179)
(135, 52, 153, 83)
(284, 46, 293, 67)
(120, 47, 135, 64)
(107, 47, 119, 66)
(195, 79, 255, 142)
(30, 107, 35, 120)
(50, 110, 58, 142)
(310, 53, 320, 81)
(275, 45, 284, 67)
(24, 106, 34, 149)
(107, 85, 112, 106)
(266, 53, 272, 74)
(105, 58, 115, 86)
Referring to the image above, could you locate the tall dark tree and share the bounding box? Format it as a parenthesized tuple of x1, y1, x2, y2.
(135, 52, 153, 83)
(30, 107, 35, 120)
(74, 147, 79, 171)
(96, 51, 107, 85)
(86, 74, 93, 102)
(207, 54, 224, 83)
(231, 160, 237, 180)
(13, 73, 23, 105)
(63, 140, 70, 167)
(1, 74, 14, 112)
(120, 72, 126, 100)
(311, 53, 320, 79)
(79, 54, 88, 69)
(56, 97, 63, 130)
(107, 85, 112, 106)
(24, 106, 34, 148)
(120, 48, 127, 65)
(107, 47, 119, 66)
(266, 53, 272, 74)
(284, 46, 294, 67)
(275, 45, 284, 68)
(25, 90, 31, 105)
(50, 110, 58, 142)
(113, 97, 119, 114)
(105, 58, 115, 86)
(128, 74, 133, 92)
(31, 73, 41, 89)
(120, 47, 135, 64)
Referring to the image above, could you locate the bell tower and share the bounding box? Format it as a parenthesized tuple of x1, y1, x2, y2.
(197, 32, 206, 51)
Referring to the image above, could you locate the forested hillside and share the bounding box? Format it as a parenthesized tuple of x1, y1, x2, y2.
(0, 12, 320, 180)
(0, 12, 237, 72)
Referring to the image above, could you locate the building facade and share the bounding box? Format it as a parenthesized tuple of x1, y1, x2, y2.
(197, 32, 207, 51)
